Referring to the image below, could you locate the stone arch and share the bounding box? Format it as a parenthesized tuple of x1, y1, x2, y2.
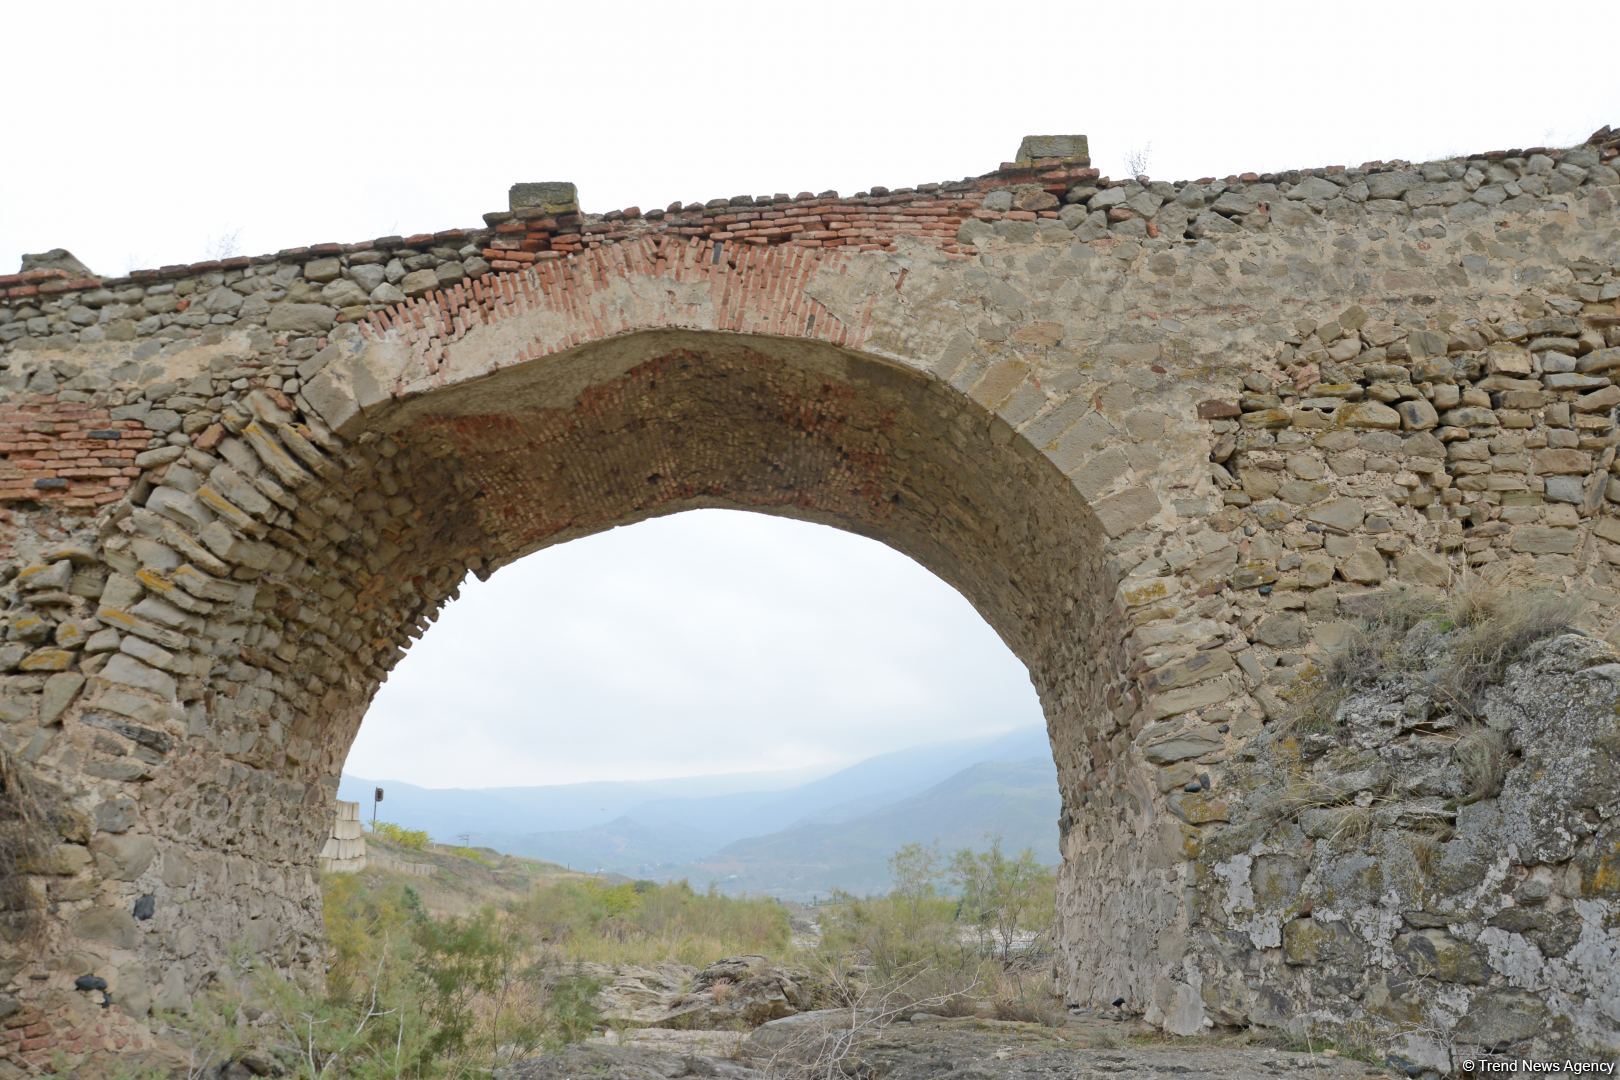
(275, 317, 1180, 1019)
(10, 250, 1201, 1041)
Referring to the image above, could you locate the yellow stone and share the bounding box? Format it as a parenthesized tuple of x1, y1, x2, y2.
(19, 648, 72, 672)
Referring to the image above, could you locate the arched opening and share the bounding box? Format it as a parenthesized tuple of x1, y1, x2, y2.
(286, 329, 1170, 1008)
(348, 507, 1047, 787)
(339, 507, 1056, 894)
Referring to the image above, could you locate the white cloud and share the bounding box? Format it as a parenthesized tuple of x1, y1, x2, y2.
(350, 511, 1042, 787)
(3, 1, 1614, 274)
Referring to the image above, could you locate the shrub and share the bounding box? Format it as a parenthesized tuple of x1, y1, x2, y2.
(371, 821, 430, 850)
(174, 875, 550, 1076)
(541, 974, 602, 1046)
(812, 841, 1062, 1027)
(949, 840, 1055, 964)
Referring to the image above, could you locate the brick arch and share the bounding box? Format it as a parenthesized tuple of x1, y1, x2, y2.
(362, 236, 893, 376)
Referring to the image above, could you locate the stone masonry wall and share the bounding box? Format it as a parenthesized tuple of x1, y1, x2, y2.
(0, 126, 1617, 1070)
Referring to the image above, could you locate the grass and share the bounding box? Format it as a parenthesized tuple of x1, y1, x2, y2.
(1291, 578, 1580, 732)
(439, 845, 495, 866)
(1326, 805, 1373, 845)
(512, 878, 791, 968)
(1439, 581, 1579, 707)
(1452, 723, 1510, 804)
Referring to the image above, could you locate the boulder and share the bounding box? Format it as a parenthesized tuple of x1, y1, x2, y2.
(588, 956, 813, 1031)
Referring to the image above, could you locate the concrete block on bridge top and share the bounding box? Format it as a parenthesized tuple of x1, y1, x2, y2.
(1015, 134, 1090, 166)
(509, 181, 579, 213)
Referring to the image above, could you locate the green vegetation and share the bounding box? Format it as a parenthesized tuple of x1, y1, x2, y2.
(170, 869, 796, 1075)
(950, 841, 1055, 963)
(175, 877, 551, 1077)
(168, 833, 1060, 1074)
(815, 841, 1060, 1023)
(371, 821, 430, 850)
(512, 877, 791, 967)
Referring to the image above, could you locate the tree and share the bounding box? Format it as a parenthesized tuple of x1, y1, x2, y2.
(888, 842, 941, 928)
(949, 839, 1053, 963)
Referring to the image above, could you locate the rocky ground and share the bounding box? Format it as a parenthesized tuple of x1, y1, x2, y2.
(579, 955, 815, 1030)
(493, 954, 1400, 1079)
(495, 1013, 1396, 1079)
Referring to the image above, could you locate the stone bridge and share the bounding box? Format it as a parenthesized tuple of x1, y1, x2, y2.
(2, 128, 1619, 1069)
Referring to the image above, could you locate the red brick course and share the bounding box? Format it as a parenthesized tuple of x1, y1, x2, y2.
(0, 996, 151, 1070)
(0, 267, 101, 300)
(0, 399, 150, 510)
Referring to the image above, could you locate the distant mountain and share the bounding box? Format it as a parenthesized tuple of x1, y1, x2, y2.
(339, 727, 1057, 896)
(336, 762, 831, 842)
(607, 726, 1052, 846)
(340, 726, 1050, 854)
(678, 758, 1060, 901)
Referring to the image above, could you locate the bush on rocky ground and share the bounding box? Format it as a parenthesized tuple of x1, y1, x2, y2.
(167, 841, 1063, 1076)
(813, 842, 1062, 1027)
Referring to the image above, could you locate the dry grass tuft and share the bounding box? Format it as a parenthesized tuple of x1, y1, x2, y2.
(1294, 580, 1580, 727)
(1453, 724, 1510, 805)
(1327, 805, 1373, 845)
(1318, 588, 1445, 693)
(1438, 590, 1579, 709)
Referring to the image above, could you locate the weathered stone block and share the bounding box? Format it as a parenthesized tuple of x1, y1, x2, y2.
(1142, 721, 1225, 763)
(265, 303, 336, 334)
(1014, 135, 1089, 165)
(509, 181, 579, 212)
(91, 833, 156, 881)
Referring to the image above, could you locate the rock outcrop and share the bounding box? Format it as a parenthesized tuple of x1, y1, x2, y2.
(1194, 628, 1620, 1069)
(584, 956, 814, 1031)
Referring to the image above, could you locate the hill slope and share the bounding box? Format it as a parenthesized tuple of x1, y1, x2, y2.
(337, 763, 826, 842)
(342, 727, 1051, 859)
(678, 757, 1060, 900)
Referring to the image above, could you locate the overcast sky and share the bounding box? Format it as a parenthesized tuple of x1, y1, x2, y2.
(5, 2, 1615, 787)
(355, 511, 1040, 787)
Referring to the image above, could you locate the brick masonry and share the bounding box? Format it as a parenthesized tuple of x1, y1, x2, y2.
(0, 126, 1618, 1070)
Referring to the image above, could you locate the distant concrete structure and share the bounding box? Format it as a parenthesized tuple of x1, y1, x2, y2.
(367, 848, 434, 878)
(317, 800, 366, 873)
